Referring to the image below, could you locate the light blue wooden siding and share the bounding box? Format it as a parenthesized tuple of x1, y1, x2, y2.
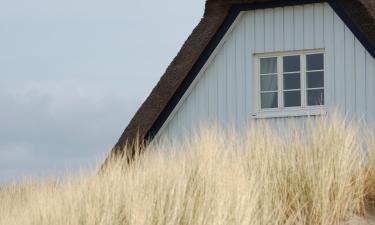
(157, 3, 375, 141)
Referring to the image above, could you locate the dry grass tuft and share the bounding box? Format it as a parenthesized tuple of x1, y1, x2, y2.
(0, 116, 375, 225)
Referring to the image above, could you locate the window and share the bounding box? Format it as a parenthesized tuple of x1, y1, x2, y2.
(255, 50, 325, 117)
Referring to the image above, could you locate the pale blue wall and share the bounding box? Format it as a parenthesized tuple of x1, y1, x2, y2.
(158, 3, 375, 141)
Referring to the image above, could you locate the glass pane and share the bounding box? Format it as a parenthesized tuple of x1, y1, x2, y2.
(284, 73, 301, 90)
(306, 54, 324, 71)
(283, 55, 300, 72)
(260, 57, 277, 74)
(308, 89, 324, 106)
(261, 75, 278, 91)
(307, 71, 324, 88)
(284, 91, 301, 107)
(261, 92, 278, 109)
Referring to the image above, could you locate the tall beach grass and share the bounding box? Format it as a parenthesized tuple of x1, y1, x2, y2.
(0, 116, 374, 225)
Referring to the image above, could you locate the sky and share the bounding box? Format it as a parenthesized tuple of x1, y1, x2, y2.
(0, 0, 205, 183)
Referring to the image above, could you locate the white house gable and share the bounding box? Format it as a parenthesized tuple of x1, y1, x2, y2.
(157, 2, 375, 141)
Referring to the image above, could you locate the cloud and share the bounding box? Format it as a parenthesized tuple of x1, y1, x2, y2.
(0, 79, 138, 183)
(0, 0, 205, 183)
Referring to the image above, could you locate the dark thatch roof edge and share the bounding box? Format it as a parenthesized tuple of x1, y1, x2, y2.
(111, 0, 375, 156)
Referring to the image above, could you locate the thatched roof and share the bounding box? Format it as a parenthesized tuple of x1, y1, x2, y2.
(112, 0, 375, 155)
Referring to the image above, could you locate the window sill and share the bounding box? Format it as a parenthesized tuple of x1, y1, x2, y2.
(252, 107, 326, 119)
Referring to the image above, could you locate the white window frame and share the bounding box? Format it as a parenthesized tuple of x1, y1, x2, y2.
(253, 49, 326, 119)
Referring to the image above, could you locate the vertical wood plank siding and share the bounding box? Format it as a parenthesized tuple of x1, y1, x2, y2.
(158, 3, 375, 141)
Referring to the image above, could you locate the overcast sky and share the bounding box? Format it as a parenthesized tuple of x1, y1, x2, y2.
(0, 0, 204, 183)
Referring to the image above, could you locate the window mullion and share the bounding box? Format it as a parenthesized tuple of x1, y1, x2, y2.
(278, 56, 283, 108)
(301, 54, 307, 107)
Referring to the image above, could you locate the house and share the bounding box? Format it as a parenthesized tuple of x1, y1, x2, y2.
(113, 0, 375, 155)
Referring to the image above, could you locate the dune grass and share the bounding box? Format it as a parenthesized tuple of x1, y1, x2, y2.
(0, 117, 375, 225)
